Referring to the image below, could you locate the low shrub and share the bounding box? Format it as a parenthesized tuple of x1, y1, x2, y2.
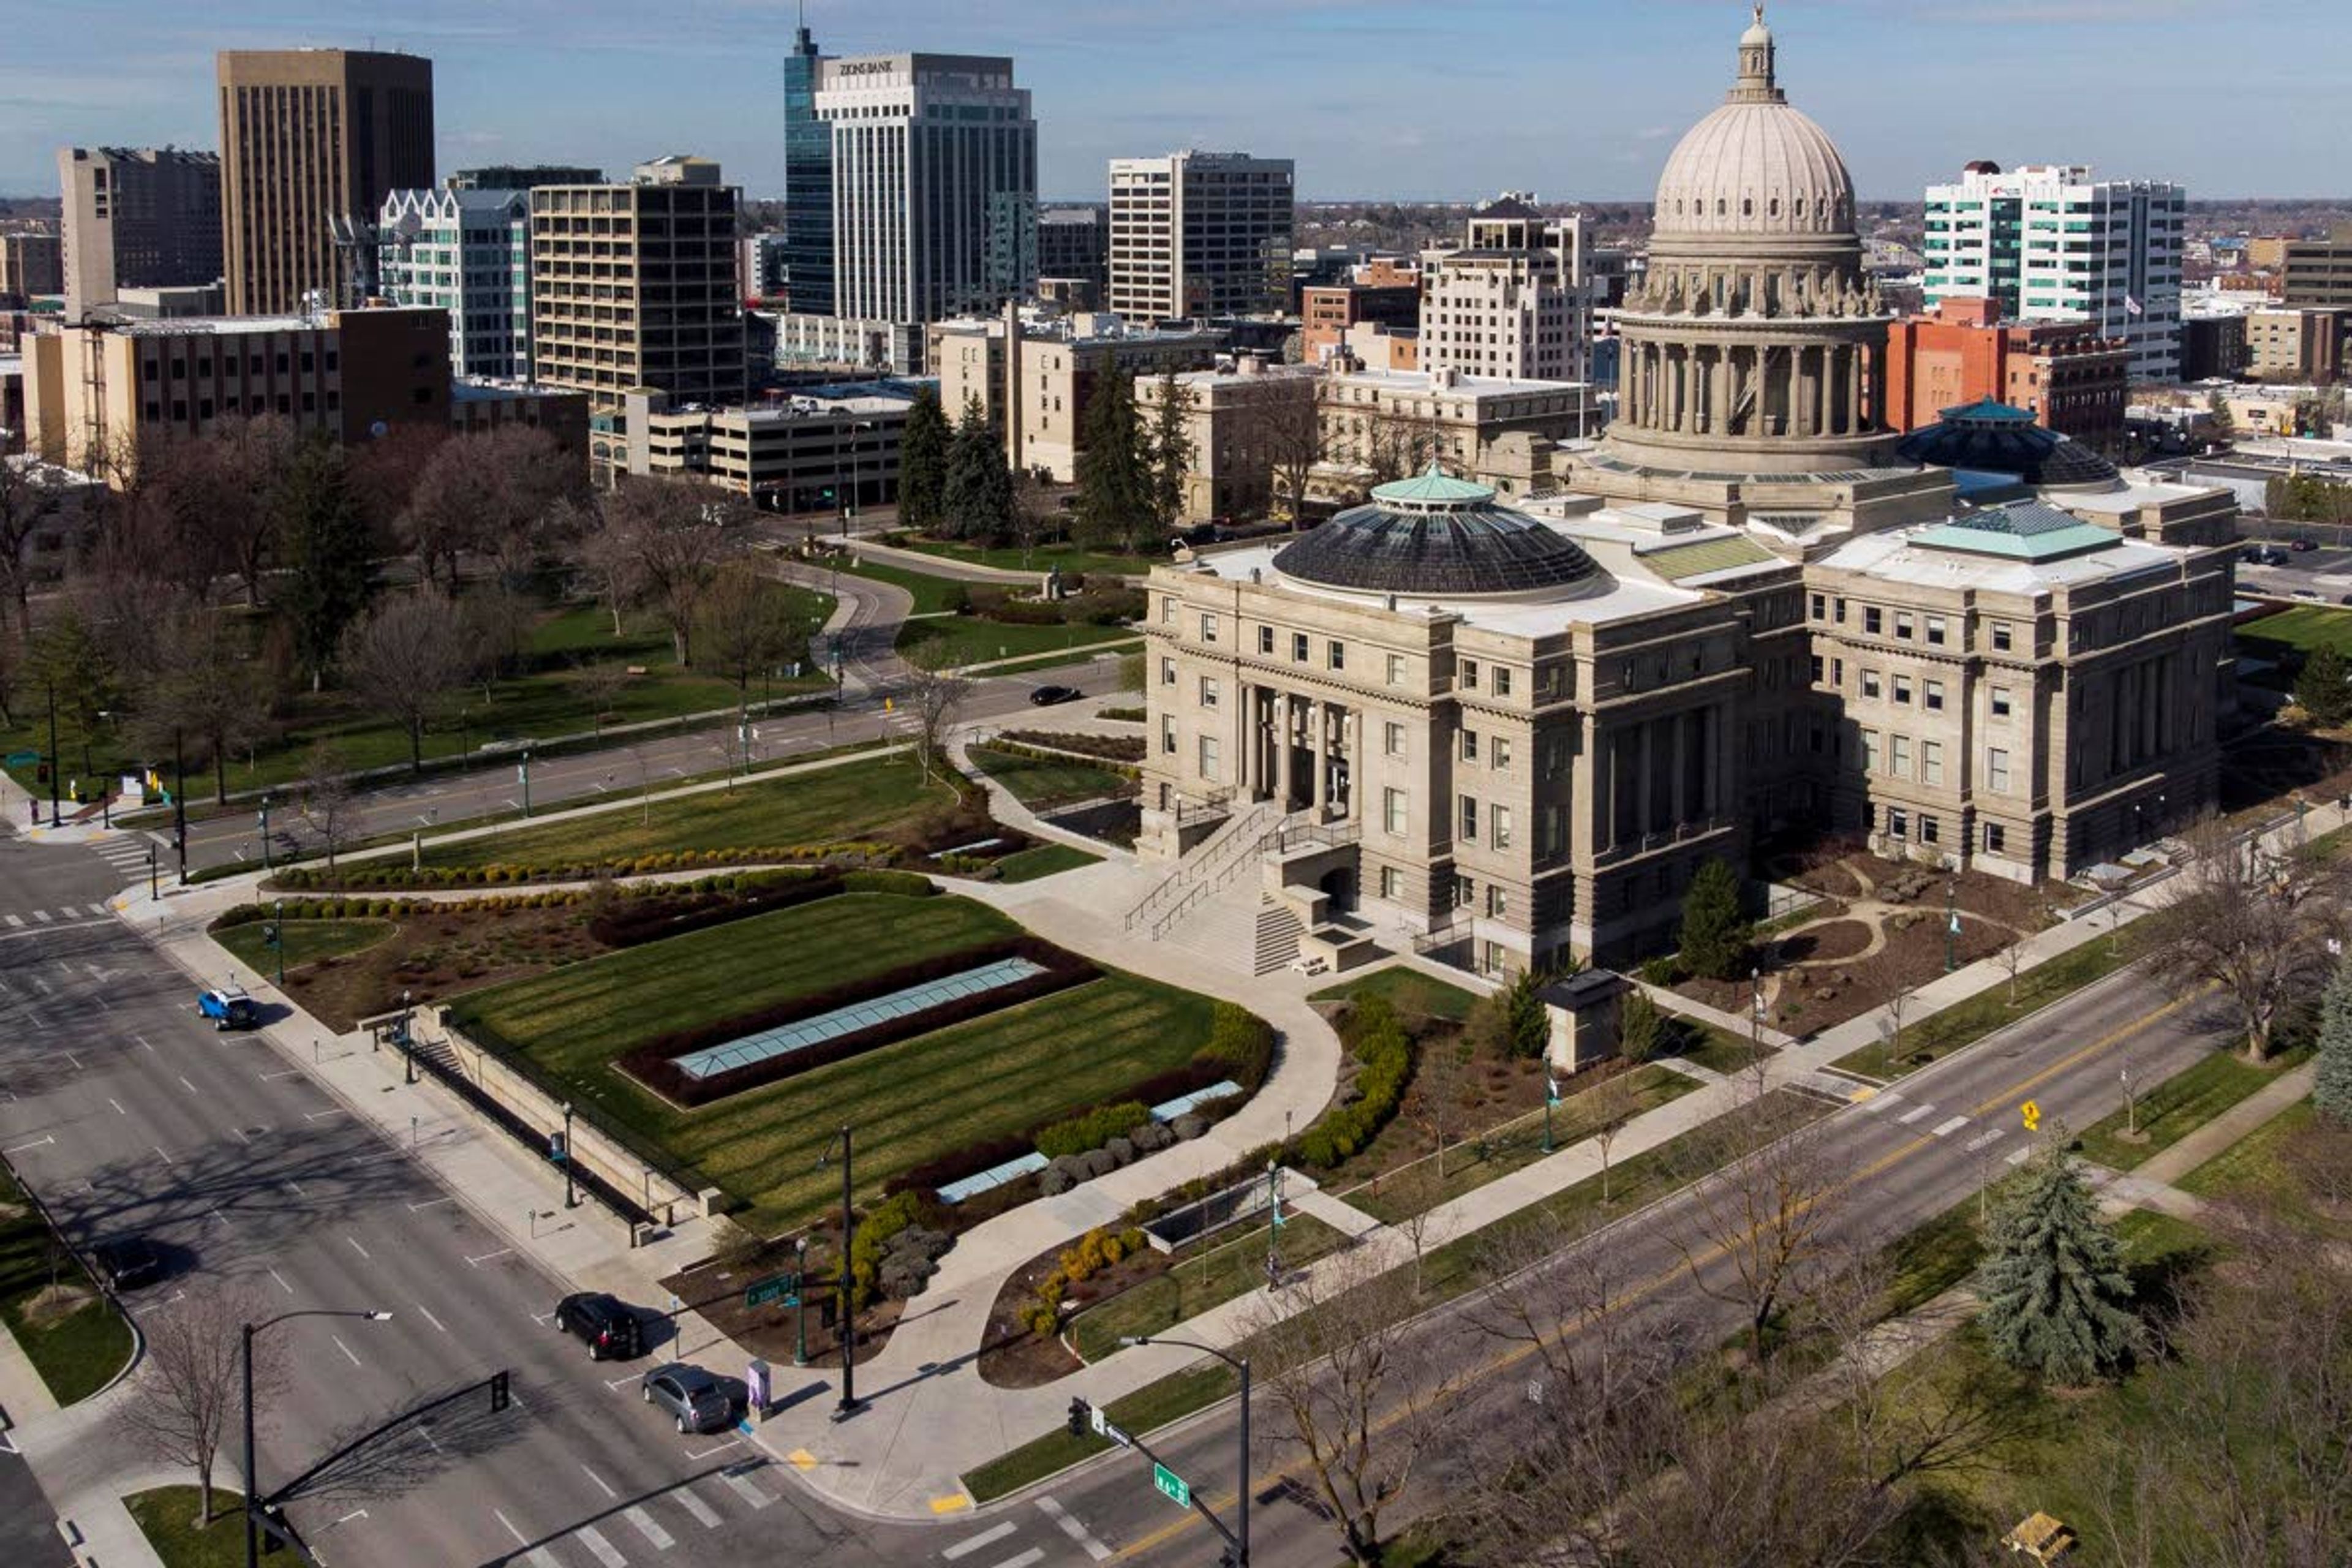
(848, 1189, 929, 1306)
(1295, 995, 1413, 1169)
(840, 869, 935, 897)
(1035, 1102, 1150, 1160)
(587, 873, 838, 949)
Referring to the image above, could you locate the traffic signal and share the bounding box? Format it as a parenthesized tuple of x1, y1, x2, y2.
(490, 1370, 510, 1412)
(1066, 1397, 1088, 1439)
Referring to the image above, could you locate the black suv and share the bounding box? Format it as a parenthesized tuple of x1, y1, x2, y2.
(554, 1292, 643, 1361)
(90, 1237, 164, 1292)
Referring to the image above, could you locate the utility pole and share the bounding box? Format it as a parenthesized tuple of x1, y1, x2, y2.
(44, 680, 61, 826)
(258, 794, 273, 872)
(173, 726, 188, 884)
(520, 750, 532, 819)
(560, 1102, 576, 1208)
(1117, 1337, 1252, 1566)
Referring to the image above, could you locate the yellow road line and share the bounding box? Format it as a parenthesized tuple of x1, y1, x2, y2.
(928, 1491, 971, 1515)
(1112, 987, 2205, 1560)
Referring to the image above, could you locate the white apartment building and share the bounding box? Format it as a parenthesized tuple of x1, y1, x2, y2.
(1420, 192, 1592, 383)
(379, 187, 533, 380)
(1109, 151, 1295, 323)
(814, 53, 1036, 325)
(1922, 162, 2185, 382)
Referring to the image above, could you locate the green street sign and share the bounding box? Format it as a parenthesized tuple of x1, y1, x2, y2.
(4, 751, 37, 767)
(1153, 1463, 1190, 1509)
(745, 1272, 800, 1310)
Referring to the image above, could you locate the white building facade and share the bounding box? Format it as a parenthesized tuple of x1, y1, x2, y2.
(1109, 151, 1295, 323)
(1922, 163, 2185, 383)
(379, 187, 532, 381)
(813, 53, 1036, 325)
(1419, 194, 1593, 383)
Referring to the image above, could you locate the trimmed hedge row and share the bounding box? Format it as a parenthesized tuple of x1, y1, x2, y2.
(1295, 995, 1414, 1169)
(617, 936, 1099, 1108)
(271, 841, 900, 892)
(978, 739, 1142, 782)
(209, 870, 832, 937)
(588, 875, 841, 948)
(1035, 1102, 1150, 1160)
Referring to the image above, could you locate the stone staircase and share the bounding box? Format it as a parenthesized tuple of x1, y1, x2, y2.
(1161, 881, 1306, 976)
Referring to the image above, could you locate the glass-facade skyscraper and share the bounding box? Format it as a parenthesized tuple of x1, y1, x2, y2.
(781, 24, 834, 316)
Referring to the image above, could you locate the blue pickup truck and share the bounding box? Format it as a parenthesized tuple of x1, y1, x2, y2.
(196, 986, 260, 1031)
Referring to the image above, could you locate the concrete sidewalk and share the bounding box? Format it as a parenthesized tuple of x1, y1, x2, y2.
(2135, 1058, 2318, 1186)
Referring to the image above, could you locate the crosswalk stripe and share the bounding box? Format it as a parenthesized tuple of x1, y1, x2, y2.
(1858, 1090, 1901, 1112)
(1038, 1496, 1112, 1562)
(87, 902, 110, 916)
(524, 1550, 562, 1568)
(2005, 1145, 2034, 1166)
(572, 1524, 628, 1568)
(3, 914, 19, 928)
(1931, 1115, 1971, 1137)
(942, 1522, 1018, 1561)
(623, 1506, 674, 1551)
(1962, 1127, 2005, 1152)
(988, 1550, 1045, 1568)
(1894, 1102, 1932, 1125)
(31, 908, 51, 923)
(721, 1471, 773, 1510)
(671, 1488, 722, 1529)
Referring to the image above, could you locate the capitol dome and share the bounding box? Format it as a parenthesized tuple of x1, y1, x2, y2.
(1272, 466, 1604, 598)
(1652, 6, 1855, 240)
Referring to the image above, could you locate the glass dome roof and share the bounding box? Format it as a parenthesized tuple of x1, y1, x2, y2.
(1271, 466, 1604, 597)
(1895, 399, 2120, 491)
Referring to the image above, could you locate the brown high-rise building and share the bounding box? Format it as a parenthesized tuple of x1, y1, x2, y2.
(58, 148, 224, 319)
(216, 49, 435, 314)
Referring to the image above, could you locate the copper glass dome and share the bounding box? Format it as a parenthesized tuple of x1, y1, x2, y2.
(1271, 467, 1604, 597)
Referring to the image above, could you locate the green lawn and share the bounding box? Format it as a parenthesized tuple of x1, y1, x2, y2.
(1310, 965, 1483, 1024)
(898, 615, 1134, 668)
(446, 892, 1221, 1226)
(124, 1488, 251, 1568)
(1834, 934, 2136, 1080)
(992, 843, 1101, 883)
(1068, 1214, 1350, 1363)
(413, 752, 946, 871)
(2077, 1046, 2311, 1171)
(214, 918, 394, 973)
(1664, 1016, 1771, 1077)
(968, 747, 1133, 810)
(4, 590, 835, 807)
(899, 538, 1164, 577)
(2235, 605, 2352, 657)
(1343, 1064, 1701, 1224)
(2176, 1098, 2347, 1238)
(965, 1359, 1238, 1502)
(961, 643, 1143, 680)
(832, 556, 973, 616)
(0, 1166, 133, 1406)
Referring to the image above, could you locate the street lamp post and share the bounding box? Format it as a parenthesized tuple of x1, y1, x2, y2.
(1120, 1336, 1250, 1567)
(1749, 966, 1764, 1068)
(793, 1234, 810, 1368)
(520, 750, 533, 820)
(44, 680, 61, 827)
(173, 726, 188, 885)
(560, 1102, 576, 1208)
(818, 1127, 860, 1418)
(147, 846, 159, 902)
(1943, 879, 1958, 974)
(244, 1308, 392, 1568)
(259, 794, 273, 873)
(401, 989, 415, 1084)
(272, 898, 285, 987)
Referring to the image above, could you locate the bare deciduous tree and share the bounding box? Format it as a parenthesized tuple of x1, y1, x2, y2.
(571, 661, 633, 738)
(205, 415, 303, 608)
(0, 451, 78, 639)
(898, 641, 969, 784)
(1244, 1247, 1464, 1564)
(696, 563, 807, 696)
(1998, 936, 2029, 1007)
(144, 604, 277, 804)
(298, 743, 359, 872)
(1589, 1067, 1644, 1204)
(339, 593, 470, 774)
(2141, 818, 2352, 1061)
(1675, 1098, 1852, 1378)
(114, 1286, 284, 1526)
(589, 477, 751, 666)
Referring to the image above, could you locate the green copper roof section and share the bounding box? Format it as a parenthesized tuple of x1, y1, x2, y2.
(1913, 503, 2119, 560)
(1643, 535, 1777, 580)
(1371, 462, 1494, 505)
(1939, 397, 2037, 424)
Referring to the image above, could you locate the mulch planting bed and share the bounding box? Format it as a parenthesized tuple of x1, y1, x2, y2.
(274, 904, 606, 1031)
(1768, 918, 1873, 967)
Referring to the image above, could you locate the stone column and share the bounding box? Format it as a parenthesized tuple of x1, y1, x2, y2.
(1243, 686, 1262, 797)
(1847, 345, 1864, 435)
(1274, 692, 1294, 807)
(1311, 699, 1330, 816)
(1638, 719, 1656, 839)
(1709, 345, 1731, 435)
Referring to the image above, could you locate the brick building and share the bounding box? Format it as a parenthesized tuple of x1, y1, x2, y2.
(1884, 297, 2129, 454)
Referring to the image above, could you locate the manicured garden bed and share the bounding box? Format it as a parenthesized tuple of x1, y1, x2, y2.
(0, 1165, 133, 1406)
(968, 745, 1137, 810)
(1309, 965, 1483, 1024)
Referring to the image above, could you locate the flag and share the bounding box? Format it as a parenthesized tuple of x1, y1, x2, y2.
(1546, 1076, 1561, 1108)
(1948, 909, 1961, 936)
(2125, 295, 2144, 318)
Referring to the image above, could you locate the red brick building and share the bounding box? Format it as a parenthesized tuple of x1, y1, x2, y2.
(1884, 296, 2130, 455)
(1300, 259, 1420, 364)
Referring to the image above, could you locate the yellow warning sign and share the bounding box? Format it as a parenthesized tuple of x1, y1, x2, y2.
(2021, 1100, 2041, 1133)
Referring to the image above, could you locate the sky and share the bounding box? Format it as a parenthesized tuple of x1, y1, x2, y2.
(1, 0, 2345, 203)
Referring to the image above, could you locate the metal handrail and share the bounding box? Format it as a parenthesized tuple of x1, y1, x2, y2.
(1150, 812, 1297, 940)
(1121, 796, 1271, 930)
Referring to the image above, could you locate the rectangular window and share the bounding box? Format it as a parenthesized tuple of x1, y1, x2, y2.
(1492, 737, 1511, 771)
(1923, 740, 1944, 786)
(1985, 822, 2007, 854)
(1387, 653, 1407, 686)
(1258, 625, 1274, 655)
(1991, 686, 2013, 718)
(1381, 866, 1404, 901)
(1493, 666, 1512, 697)
(1809, 593, 1826, 620)
(1198, 736, 1221, 780)
(1924, 679, 1945, 712)
(1834, 597, 1847, 624)
(1199, 612, 1218, 644)
(1454, 875, 1474, 910)
(1487, 884, 1508, 918)
(1160, 657, 1175, 686)
(1893, 675, 1912, 705)
(1460, 796, 1479, 842)
(1328, 640, 1346, 671)
(1292, 632, 1309, 662)
(1863, 728, 1882, 773)
(1483, 941, 1507, 977)
(1161, 597, 1175, 625)
(1988, 747, 2011, 793)
(1198, 676, 1219, 709)
(1895, 612, 1915, 640)
(1161, 716, 1176, 755)
(1864, 606, 1883, 635)
(1891, 735, 1912, 777)
(1992, 621, 2013, 652)
(1861, 669, 1882, 699)
(1926, 616, 1947, 647)
(1384, 722, 1404, 756)
(1810, 655, 1825, 684)
(1461, 659, 1480, 690)
(1461, 731, 1480, 763)
(1921, 815, 1940, 845)
(1888, 805, 1909, 838)
(1492, 805, 1513, 850)
(1384, 788, 1407, 836)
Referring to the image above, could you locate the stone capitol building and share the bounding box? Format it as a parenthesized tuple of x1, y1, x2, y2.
(1137, 7, 2239, 977)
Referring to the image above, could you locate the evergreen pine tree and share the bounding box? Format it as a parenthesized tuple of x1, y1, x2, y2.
(2315, 954, 2352, 1125)
(1978, 1139, 2139, 1385)
(1146, 374, 1195, 535)
(1677, 857, 1752, 981)
(2296, 646, 2352, 727)
(940, 398, 1014, 543)
(897, 385, 951, 534)
(1074, 371, 1151, 554)
(274, 439, 375, 692)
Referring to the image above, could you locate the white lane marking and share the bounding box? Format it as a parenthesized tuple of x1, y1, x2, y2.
(268, 1267, 295, 1295)
(1857, 1090, 1901, 1113)
(2, 1134, 55, 1155)
(108, 1098, 126, 1115)
(1895, 1103, 1935, 1125)
(153, 1144, 175, 1165)
(178, 1074, 199, 1095)
(32, 976, 51, 993)
(1037, 1496, 1113, 1562)
(1931, 1115, 1971, 1138)
(228, 1126, 249, 1145)
(1962, 1127, 2006, 1153)
(682, 1437, 741, 1461)
(581, 1464, 617, 1499)
(284, 1180, 307, 1197)
(260, 1068, 301, 1080)
(133, 1033, 153, 1052)
(31, 908, 50, 923)
(407, 1196, 454, 1210)
(333, 1507, 368, 1526)
(523, 1549, 560, 1568)
(331, 1334, 361, 1368)
(87, 902, 109, 916)
(605, 1371, 639, 1390)
(413, 1302, 448, 1335)
(63, 1052, 82, 1070)
(2, 914, 19, 928)
(624, 1506, 674, 1551)
(208, 1206, 231, 1228)
(986, 1551, 1046, 1568)
(572, 1524, 628, 1568)
(2006, 1146, 2034, 1166)
(672, 1488, 722, 1529)
(346, 1235, 372, 1260)
(304, 1108, 349, 1121)
(494, 1508, 530, 1546)
(466, 1247, 513, 1267)
(943, 1522, 1019, 1560)
(722, 1470, 774, 1510)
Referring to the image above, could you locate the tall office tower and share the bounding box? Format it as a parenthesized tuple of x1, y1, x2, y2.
(780, 21, 835, 315)
(447, 165, 601, 192)
(378, 187, 533, 379)
(57, 148, 224, 318)
(1107, 151, 1294, 323)
(0, 230, 64, 301)
(530, 157, 746, 468)
(1037, 205, 1107, 288)
(814, 53, 1036, 324)
(216, 48, 435, 314)
(2284, 223, 2352, 309)
(1921, 162, 2184, 381)
(1419, 192, 1590, 383)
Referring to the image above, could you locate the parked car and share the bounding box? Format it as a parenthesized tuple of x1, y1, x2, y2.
(195, 986, 260, 1031)
(1028, 684, 1082, 707)
(2293, 588, 2323, 601)
(90, 1237, 164, 1292)
(2292, 538, 2320, 552)
(553, 1292, 644, 1361)
(641, 1363, 737, 1434)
